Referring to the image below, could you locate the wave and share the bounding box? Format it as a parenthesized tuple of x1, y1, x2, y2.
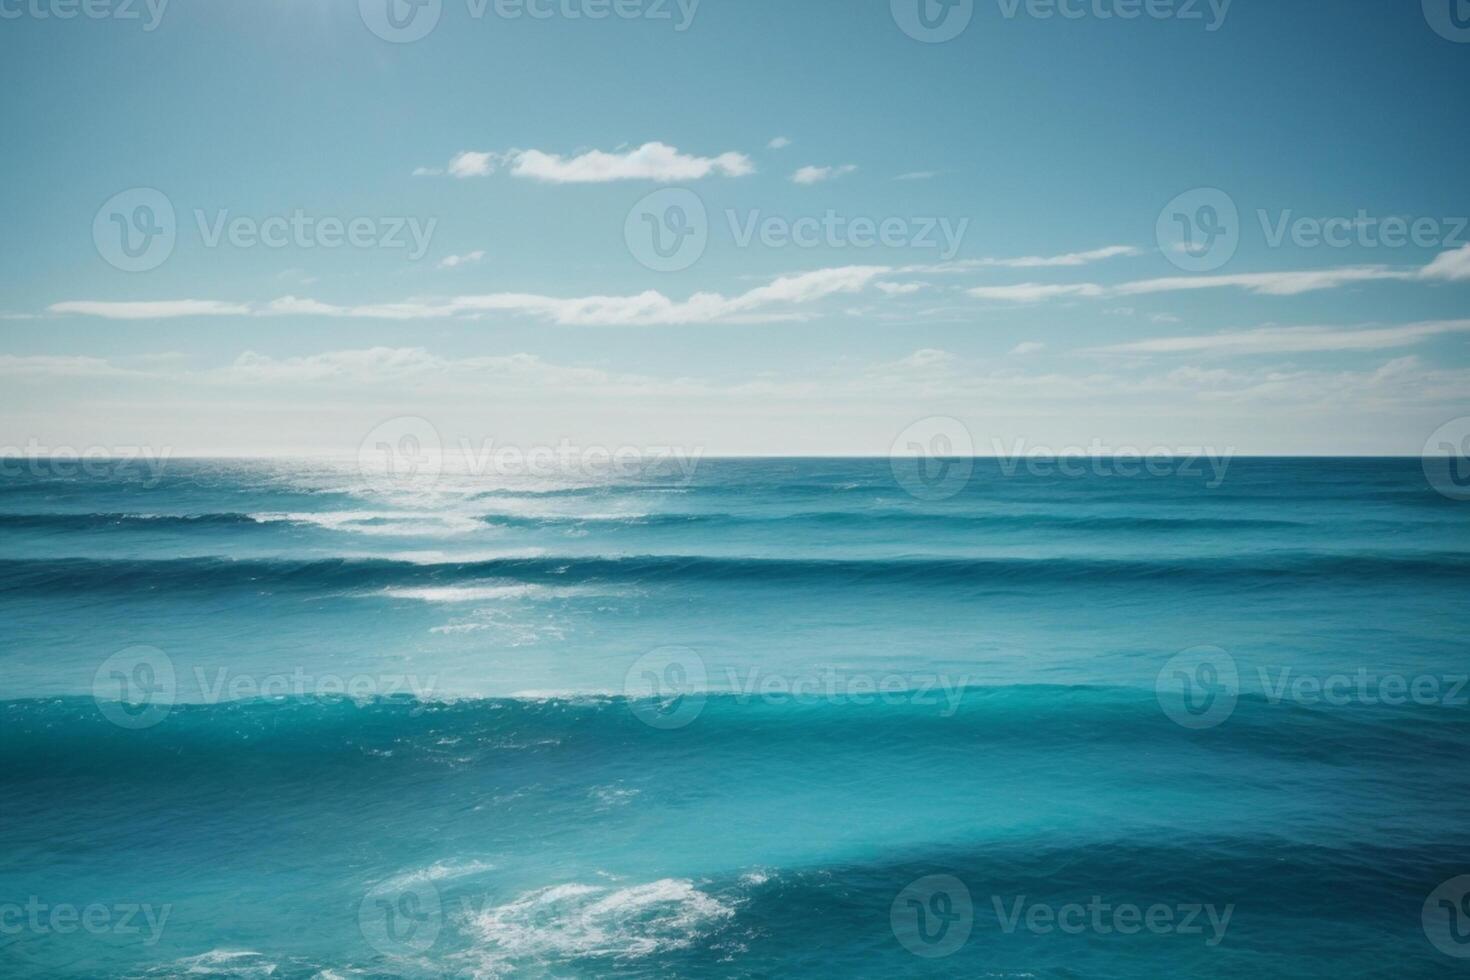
(460, 878, 735, 974)
(3, 550, 1467, 597)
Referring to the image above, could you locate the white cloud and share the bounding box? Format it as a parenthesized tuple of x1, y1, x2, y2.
(768, 136, 792, 149)
(902, 246, 1139, 274)
(874, 281, 926, 296)
(1115, 266, 1416, 297)
(513, 142, 753, 183)
(418, 143, 754, 183)
(49, 267, 892, 327)
(791, 164, 857, 185)
(1090, 318, 1470, 356)
(439, 250, 486, 270)
(46, 300, 252, 320)
(1421, 243, 1470, 281)
(984, 245, 1142, 268)
(966, 283, 1107, 303)
(1010, 342, 1046, 355)
(0, 354, 142, 378)
(447, 151, 501, 178)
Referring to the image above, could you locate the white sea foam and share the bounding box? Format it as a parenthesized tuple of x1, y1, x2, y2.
(383, 582, 607, 603)
(251, 511, 485, 537)
(164, 949, 278, 977)
(379, 858, 498, 891)
(461, 878, 734, 974)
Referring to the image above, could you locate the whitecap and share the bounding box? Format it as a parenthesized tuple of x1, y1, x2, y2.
(461, 878, 734, 973)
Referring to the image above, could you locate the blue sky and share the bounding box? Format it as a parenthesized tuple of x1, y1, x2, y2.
(2, 0, 1468, 455)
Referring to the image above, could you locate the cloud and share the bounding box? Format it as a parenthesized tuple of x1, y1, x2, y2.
(46, 300, 253, 320)
(0, 354, 143, 378)
(902, 246, 1139, 274)
(985, 245, 1142, 269)
(791, 164, 857, 185)
(767, 136, 792, 149)
(417, 143, 755, 183)
(513, 142, 753, 183)
(965, 283, 1107, 303)
(964, 260, 1444, 304)
(447, 151, 501, 178)
(49, 267, 892, 327)
(1090, 318, 1470, 356)
(894, 171, 938, 181)
(439, 250, 486, 270)
(874, 281, 926, 296)
(1115, 266, 1416, 297)
(1010, 342, 1046, 355)
(1421, 242, 1470, 281)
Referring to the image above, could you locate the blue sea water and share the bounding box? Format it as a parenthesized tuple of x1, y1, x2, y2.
(1, 456, 1468, 978)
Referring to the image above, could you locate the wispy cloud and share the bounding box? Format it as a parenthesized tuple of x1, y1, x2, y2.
(47, 300, 253, 320)
(965, 252, 1467, 304)
(874, 281, 926, 296)
(1421, 242, 1470, 281)
(767, 136, 792, 149)
(420, 143, 755, 183)
(1090, 318, 1470, 356)
(903, 245, 1139, 274)
(439, 250, 486, 270)
(791, 164, 857, 185)
(966, 283, 1107, 302)
(48, 267, 891, 328)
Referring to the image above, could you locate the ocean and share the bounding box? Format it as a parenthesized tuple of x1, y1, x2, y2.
(2, 456, 1468, 978)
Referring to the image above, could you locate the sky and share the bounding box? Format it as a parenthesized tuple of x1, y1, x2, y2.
(2, 0, 1469, 456)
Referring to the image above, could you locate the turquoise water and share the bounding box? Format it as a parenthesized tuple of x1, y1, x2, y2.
(2, 457, 1468, 977)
